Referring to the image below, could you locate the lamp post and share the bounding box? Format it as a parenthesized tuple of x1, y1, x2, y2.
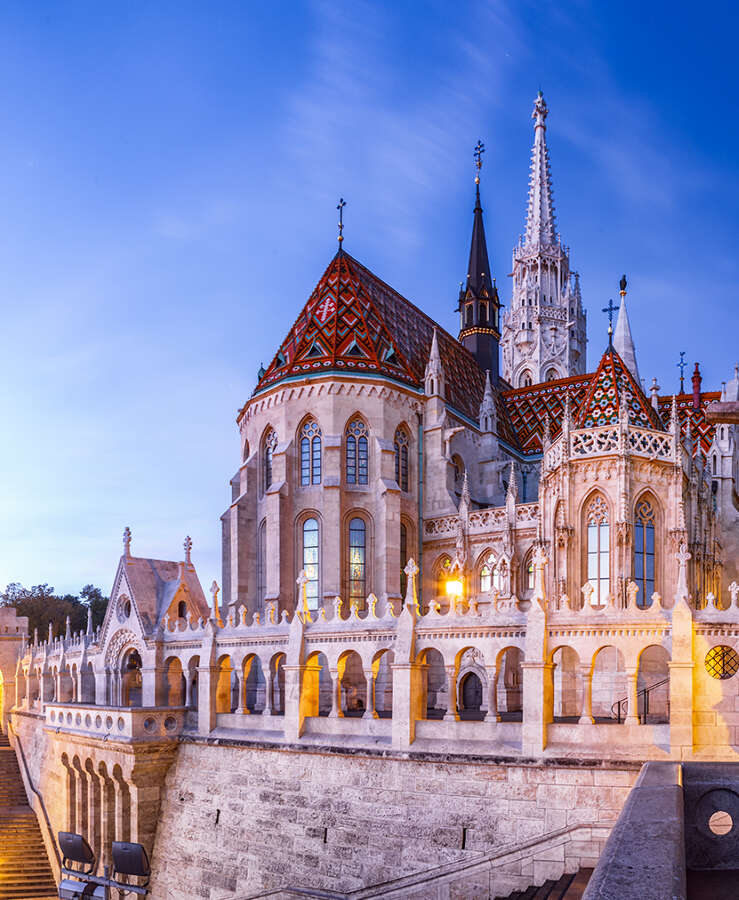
(445, 577, 464, 613)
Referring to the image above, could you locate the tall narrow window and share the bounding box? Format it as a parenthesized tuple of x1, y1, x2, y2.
(436, 555, 452, 596)
(586, 495, 610, 604)
(394, 428, 410, 492)
(400, 523, 408, 599)
(348, 518, 366, 603)
(346, 420, 369, 484)
(300, 420, 322, 486)
(263, 429, 277, 492)
(634, 498, 656, 608)
(302, 518, 320, 610)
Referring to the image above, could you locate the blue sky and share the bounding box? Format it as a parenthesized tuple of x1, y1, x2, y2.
(0, 1, 736, 595)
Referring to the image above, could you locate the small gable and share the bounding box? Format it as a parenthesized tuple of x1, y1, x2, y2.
(576, 348, 663, 431)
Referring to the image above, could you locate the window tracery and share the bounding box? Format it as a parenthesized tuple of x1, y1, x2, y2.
(586, 494, 610, 604)
(300, 420, 322, 486)
(346, 419, 369, 484)
(263, 429, 277, 491)
(634, 497, 656, 608)
(394, 428, 410, 492)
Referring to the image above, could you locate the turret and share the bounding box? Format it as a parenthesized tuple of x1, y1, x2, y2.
(457, 141, 501, 380)
(613, 275, 640, 384)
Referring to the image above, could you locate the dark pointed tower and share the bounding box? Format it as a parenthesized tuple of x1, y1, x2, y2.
(458, 141, 501, 381)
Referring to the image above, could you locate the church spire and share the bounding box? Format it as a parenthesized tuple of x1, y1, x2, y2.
(458, 140, 501, 381)
(612, 275, 640, 384)
(525, 91, 557, 248)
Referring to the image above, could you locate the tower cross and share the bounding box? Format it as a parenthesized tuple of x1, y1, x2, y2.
(602, 298, 618, 349)
(677, 351, 687, 393)
(474, 140, 485, 172)
(337, 198, 346, 245)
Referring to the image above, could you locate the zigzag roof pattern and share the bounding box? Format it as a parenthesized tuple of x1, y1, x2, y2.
(254, 250, 518, 442)
(657, 392, 721, 457)
(502, 373, 592, 455)
(575, 347, 664, 430)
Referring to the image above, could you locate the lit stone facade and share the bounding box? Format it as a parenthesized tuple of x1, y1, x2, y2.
(3, 92, 739, 897)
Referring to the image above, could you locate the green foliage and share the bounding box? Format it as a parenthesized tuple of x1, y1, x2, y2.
(0, 582, 109, 639)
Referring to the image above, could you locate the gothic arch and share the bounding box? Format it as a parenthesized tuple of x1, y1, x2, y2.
(580, 490, 612, 606)
(632, 490, 662, 608)
(261, 425, 278, 495)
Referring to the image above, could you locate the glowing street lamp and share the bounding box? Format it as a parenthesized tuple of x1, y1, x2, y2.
(445, 577, 464, 611)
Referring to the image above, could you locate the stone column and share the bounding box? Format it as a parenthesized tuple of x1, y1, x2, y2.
(623, 668, 640, 725)
(328, 667, 342, 718)
(390, 662, 424, 750)
(141, 666, 159, 707)
(521, 661, 554, 754)
(443, 665, 458, 721)
(184, 675, 192, 709)
(363, 668, 376, 718)
(484, 665, 499, 722)
(283, 664, 305, 742)
(670, 603, 694, 757)
(263, 671, 273, 716)
(196, 666, 217, 734)
(95, 668, 109, 706)
(578, 665, 594, 725)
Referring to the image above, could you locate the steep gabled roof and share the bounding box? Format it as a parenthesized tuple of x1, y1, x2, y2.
(502, 373, 592, 455)
(657, 392, 721, 457)
(575, 347, 663, 430)
(253, 250, 518, 440)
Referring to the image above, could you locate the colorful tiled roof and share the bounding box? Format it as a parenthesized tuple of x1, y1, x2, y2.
(657, 392, 721, 457)
(576, 347, 664, 431)
(253, 250, 519, 442)
(502, 373, 592, 455)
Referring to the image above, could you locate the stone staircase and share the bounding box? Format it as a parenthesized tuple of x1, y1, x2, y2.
(0, 731, 57, 900)
(495, 868, 593, 899)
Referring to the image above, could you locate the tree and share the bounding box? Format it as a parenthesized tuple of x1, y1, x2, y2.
(0, 583, 109, 640)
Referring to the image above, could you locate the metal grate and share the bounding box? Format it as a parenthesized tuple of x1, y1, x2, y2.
(705, 645, 739, 680)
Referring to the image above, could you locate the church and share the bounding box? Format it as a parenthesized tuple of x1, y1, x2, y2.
(3, 91, 739, 899)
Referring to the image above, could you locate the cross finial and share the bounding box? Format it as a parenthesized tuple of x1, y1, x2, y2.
(123, 526, 132, 558)
(602, 298, 618, 349)
(296, 569, 309, 588)
(337, 198, 346, 245)
(184, 535, 192, 565)
(677, 351, 687, 393)
(473, 140, 485, 185)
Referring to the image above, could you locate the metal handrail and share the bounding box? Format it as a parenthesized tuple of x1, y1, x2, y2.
(611, 677, 670, 724)
(7, 720, 61, 869)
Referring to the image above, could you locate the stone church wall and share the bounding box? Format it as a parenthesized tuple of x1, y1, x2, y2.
(147, 739, 638, 899)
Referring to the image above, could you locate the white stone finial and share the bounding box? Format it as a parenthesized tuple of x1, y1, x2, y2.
(675, 542, 691, 605)
(296, 569, 310, 617)
(65, 615, 71, 640)
(506, 459, 518, 503)
(461, 470, 470, 509)
(123, 526, 132, 558)
(48, 622, 53, 644)
(649, 377, 660, 411)
(424, 328, 445, 397)
(404, 558, 419, 609)
(86, 606, 93, 636)
(479, 370, 496, 433)
(184, 535, 192, 566)
(728, 582, 739, 606)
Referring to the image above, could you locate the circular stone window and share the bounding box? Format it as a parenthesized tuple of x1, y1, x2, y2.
(116, 595, 132, 623)
(705, 645, 739, 680)
(143, 717, 157, 734)
(164, 716, 177, 732)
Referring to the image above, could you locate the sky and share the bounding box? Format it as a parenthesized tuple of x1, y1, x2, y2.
(0, 1, 737, 596)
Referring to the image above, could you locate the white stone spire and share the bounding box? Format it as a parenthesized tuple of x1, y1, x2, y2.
(424, 328, 445, 397)
(613, 276, 640, 384)
(478, 369, 496, 432)
(500, 93, 587, 387)
(525, 92, 557, 248)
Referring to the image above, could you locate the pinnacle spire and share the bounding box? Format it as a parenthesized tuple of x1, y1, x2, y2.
(612, 276, 640, 385)
(525, 91, 557, 248)
(466, 160, 494, 299)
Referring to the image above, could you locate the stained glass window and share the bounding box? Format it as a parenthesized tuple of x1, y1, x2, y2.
(634, 497, 656, 608)
(264, 429, 277, 491)
(346, 420, 368, 484)
(348, 518, 366, 603)
(586, 495, 610, 604)
(394, 428, 409, 492)
(302, 518, 319, 610)
(300, 421, 322, 486)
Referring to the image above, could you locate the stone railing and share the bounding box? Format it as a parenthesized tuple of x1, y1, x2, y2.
(45, 703, 186, 742)
(424, 502, 539, 538)
(545, 424, 676, 472)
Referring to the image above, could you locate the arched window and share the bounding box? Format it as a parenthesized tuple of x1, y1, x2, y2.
(479, 303, 488, 325)
(300, 420, 322, 486)
(177, 600, 187, 619)
(346, 420, 369, 484)
(546, 368, 558, 381)
(263, 429, 277, 491)
(634, 497, 656, 608)
(586, 494, 610, 604)
(520, 371, 533, 388)
(302, 518, 320, 610)
(400, 522, 408, 599)
(348, 518, 367, 603)
(436, 555, 452, 596)
(479, 552, 502, 592)
(466, 304, 473, 326)
(394, 428, 410, 492)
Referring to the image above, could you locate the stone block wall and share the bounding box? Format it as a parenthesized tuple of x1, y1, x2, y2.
(148, 739, 639, 899)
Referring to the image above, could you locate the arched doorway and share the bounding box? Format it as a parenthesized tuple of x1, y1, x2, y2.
(121, 649, 142, 707)
(460, 672, 482, 711)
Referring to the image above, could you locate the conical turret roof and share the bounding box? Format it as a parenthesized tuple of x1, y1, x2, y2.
(576, 347, 662, 430)
(466, 184, 494, 298)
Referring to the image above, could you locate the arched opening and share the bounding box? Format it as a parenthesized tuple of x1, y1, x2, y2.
(187, 656, 199, 710)
(338, 650, 367, 717)
(460, 673, 483, 714)
(301, 516, 321, 610)
(372, 650, 393, 718)
(121, 649, 142, 708)
(637, 645, 670, 723)
(165, 657, 185, 707)
(269, 653, 286, 715)
(345, 419, 369, 484)
(496, 647, 523, 721)
(545, 368, 558, 381)
(634, 494, 657, 607)
(301, 651, 332, 718)
(242, 654, 266, 713)
(262, 427, 277, 493)
(347, 517, 367, 606)
(591, 646, 626, 722)
(299, 419, 322, 486)
(418, 648, 446, 719)
(434, 555, 453, 599)
(584, 493, 610, 605)
(215, 655, 235, 714)
(177, 600, 187, 620)
(551, 646, 581, 721)
(394, 427, 410, 492)
(519, 370, 533, 388)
